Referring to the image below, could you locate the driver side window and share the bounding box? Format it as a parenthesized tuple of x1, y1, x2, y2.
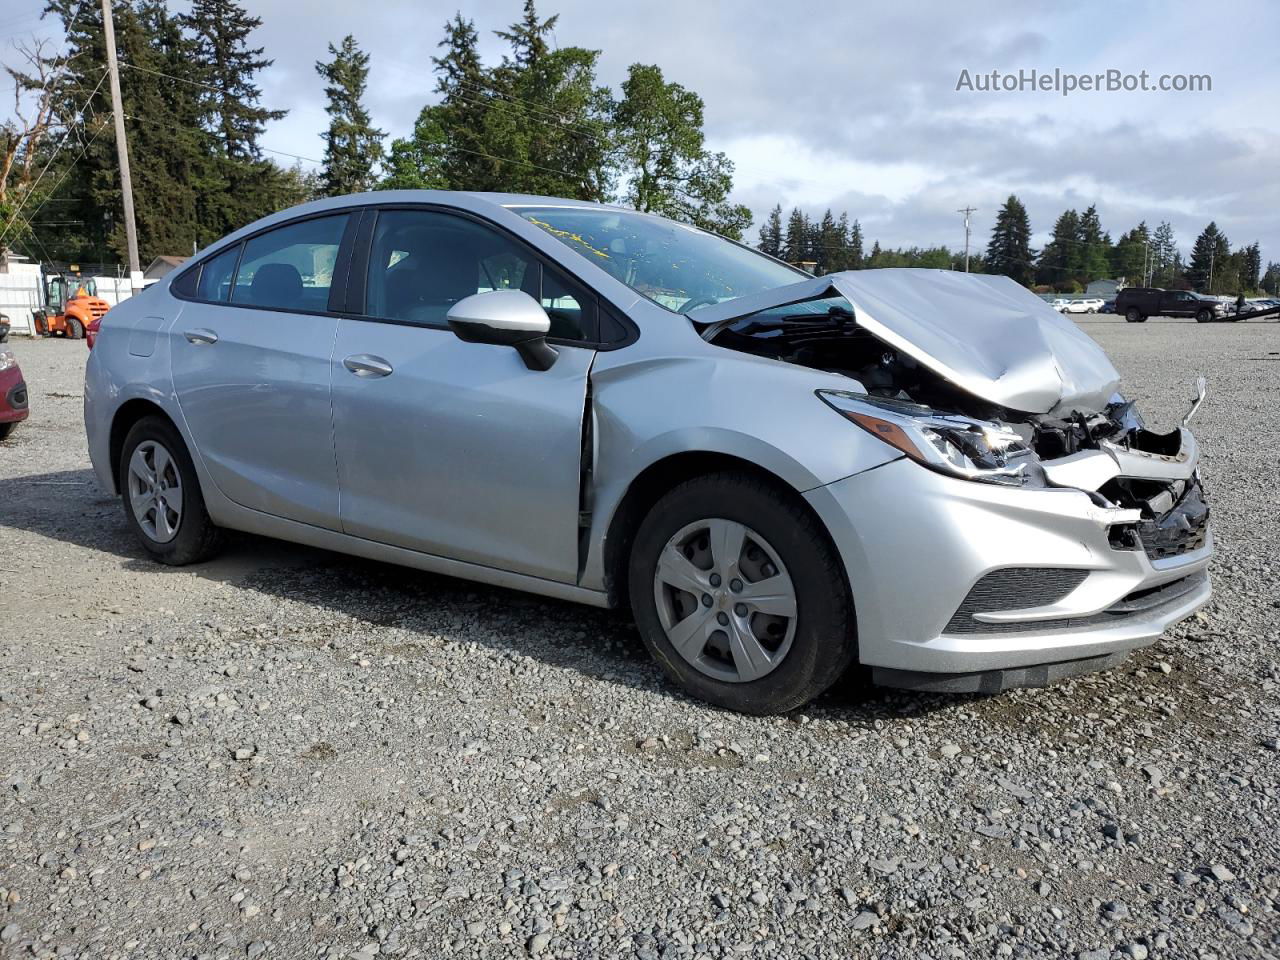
(364, 210, 597, 341)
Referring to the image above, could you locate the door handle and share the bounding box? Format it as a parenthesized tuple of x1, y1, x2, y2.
(343, 354, 394, 378)
(184, 328, 218, 345)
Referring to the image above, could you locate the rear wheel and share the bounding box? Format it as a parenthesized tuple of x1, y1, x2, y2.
(1196, 309, 1213, 323)
(1125, 308, 1144, 323)
(65, 317, 84, 339)
(628, 472, 857, 714)
(119, 416, 222, 565)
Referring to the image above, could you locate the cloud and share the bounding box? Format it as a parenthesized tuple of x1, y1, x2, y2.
(5, 0, 1276, 261)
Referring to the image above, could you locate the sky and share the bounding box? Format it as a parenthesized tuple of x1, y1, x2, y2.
(3, 0, 1279, 263)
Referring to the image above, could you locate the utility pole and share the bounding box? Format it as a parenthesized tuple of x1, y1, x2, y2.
(957, 206, 976, 272)
(1208, 247, 1215, 294)
(101, 0, 142, 294)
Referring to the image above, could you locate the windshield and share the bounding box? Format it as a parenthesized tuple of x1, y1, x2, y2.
(513, 206, 804, 315)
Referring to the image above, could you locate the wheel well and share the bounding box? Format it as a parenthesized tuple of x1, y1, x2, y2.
(602, 452, 843, 610)
(108, 399, 172, 491)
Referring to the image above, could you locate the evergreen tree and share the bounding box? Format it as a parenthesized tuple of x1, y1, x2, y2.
(316, 36, 385, 196)
(182, 0, 284, 160)
(783, 208, 807, 263)
(1262, 261, 1280, 295)
(1036, 209, 1080, 287)
(1188, 222, 1229, 291)
(813, 209, 839, 273)
(757, 204, 782, 257)
(1150, 221, 1178, 287)
(985, 195, 1033, 285)
(486, 2, 612, 200)
(1109, 222, 1150, 286)
(867, 240, 882, 267)
(1077, 205, 1111, 284)
(613, 63, 748, 237)
(842, 214, 863, 270)
(1241, 242, 1262, 291)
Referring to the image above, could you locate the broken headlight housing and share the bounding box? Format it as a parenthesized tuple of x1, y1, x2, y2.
(818, 390, 1037, 486)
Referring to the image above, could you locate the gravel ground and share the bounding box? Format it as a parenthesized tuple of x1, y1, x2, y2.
(1, 317, 1278, 960)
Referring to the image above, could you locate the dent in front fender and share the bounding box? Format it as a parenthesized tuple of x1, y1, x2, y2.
(576, 348, 902, 593)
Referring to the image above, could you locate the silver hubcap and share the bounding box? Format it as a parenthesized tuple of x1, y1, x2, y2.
(127, 440, 183, 543)
(653, 518, 797, 683)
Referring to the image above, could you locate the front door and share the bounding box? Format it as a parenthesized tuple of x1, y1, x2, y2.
(330, 208, 596, 583)
(169, 213, 350, 529)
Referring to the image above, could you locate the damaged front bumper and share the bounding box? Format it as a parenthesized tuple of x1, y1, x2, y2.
(805, 424, 1212, 691)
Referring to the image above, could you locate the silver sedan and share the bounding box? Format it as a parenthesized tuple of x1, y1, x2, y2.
(84, 192, 1212, 713)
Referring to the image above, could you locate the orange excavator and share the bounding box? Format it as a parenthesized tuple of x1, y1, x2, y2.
(32, 270, 110, 340)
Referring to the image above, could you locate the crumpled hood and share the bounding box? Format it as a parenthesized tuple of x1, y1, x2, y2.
(696, 268, 1121, 415)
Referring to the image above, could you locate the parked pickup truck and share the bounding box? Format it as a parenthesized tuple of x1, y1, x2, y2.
(1115, 287, 1227, 323)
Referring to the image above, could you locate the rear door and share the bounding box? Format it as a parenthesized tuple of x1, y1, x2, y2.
(329, 207, 595, 583)
(170, 212, 354, 529)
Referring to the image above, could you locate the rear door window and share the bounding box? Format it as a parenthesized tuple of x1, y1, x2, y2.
(231, 214, 349, 312)
(194, 245, 241, 302)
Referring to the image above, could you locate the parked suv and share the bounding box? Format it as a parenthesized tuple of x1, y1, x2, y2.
(1115, 287, 1227, 323)
(83, 192, 1212, 713)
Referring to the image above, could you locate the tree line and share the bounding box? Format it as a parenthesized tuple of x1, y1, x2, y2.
(755, 204, 982, 274)
(2, 1, 1274, 295)
(984, 194, 1275, 296)
(0, 0, 748, 265)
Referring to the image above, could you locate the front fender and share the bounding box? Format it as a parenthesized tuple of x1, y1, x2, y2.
(579, 350, 900, 593)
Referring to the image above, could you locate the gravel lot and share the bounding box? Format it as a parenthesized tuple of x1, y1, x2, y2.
(1, 317, 1278, 960)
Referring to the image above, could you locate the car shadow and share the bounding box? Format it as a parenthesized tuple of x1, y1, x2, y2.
(1, 467, 975, 721)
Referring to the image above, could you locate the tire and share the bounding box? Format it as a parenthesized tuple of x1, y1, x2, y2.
(118, 415, 223, 565)
(628, 471, 857, 714)
(0, 422, 15, 442)
(1086, 307, 1096, 314)
(1196, 309, 1212, 323)
(1125, 308, 1143, 323)
(65, 317, 84, 340)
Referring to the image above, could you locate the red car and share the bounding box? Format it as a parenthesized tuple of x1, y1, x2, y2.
(86, 314, 101, 349)
(0, 348, 29, 441)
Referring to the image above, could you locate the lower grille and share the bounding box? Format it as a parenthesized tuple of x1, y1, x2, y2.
(944, 567, 1088, 634)
(943, 572, 1206, 636)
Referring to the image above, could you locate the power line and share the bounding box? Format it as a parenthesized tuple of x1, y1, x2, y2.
(117, 59, 227, 93)
(449, 88, 607, 146)
(455, 76, 605, 139)
(0, 65, 109, 247)
(9, 119, 110, 248)
(121, 112, 323, 165)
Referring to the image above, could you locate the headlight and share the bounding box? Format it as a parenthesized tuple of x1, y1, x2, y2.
(818, 390, 1036, 486)
(0, 350, 16, 372)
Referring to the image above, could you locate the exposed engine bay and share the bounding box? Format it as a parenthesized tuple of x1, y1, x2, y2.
(707, 297, 1209, 558)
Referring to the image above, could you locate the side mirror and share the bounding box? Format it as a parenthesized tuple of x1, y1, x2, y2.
(446, 290, 559, 371)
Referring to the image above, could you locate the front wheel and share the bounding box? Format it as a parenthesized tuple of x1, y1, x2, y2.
(0, 422, 15, 442)
(628, 472, 857, 714)
(119, 416, 223, 565)
(65, 317, 84, 340)
(1196, 309, 1213, 323)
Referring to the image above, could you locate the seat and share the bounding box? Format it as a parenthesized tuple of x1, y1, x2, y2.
(248, 263, 303, 307)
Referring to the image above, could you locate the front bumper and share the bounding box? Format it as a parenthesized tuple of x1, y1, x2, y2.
(806, 457, 1212, 681)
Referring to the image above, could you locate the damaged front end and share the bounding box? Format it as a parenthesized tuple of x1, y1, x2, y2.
(701, 270, 1210, 562)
